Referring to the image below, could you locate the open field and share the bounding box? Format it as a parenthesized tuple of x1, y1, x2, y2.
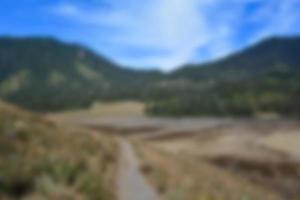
(48, 101, 300, 199)
(134, 141, 281, 200)
(147, 120, 300, 199)
(48, 101, 145, 122)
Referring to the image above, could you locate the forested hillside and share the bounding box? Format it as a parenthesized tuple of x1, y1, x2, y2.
(0, 37, 162, 111)
(0, 36, 299, 117)
(146, 37, 300, 117)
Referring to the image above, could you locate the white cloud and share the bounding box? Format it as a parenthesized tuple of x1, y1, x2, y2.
(51, 0, 300, 71)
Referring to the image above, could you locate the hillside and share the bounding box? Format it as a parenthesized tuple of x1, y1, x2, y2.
(0, 36, 299, 117)
(0, 101, 118, 199)
(172, 37, 300, 81)
(0, 37, 162, 111)
(146, 37, 300, 117)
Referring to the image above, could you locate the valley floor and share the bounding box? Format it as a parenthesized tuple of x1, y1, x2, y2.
(47, 101, 300, 200)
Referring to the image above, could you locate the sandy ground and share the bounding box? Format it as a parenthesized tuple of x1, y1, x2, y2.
(258, 131, 300, 159)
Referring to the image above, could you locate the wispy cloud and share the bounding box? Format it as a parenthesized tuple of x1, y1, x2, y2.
(50, 0, 300, 71)
(245, 0, 300, 44)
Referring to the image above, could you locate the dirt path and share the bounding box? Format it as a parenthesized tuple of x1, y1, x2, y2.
(117, 139, 160, 200)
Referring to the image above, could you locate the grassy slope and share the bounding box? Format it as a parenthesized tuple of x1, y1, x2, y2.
(0, 101, 118, 200)
(135, 141, 281, 200)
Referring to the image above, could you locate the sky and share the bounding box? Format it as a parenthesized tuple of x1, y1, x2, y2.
(0, 0, 300, 71)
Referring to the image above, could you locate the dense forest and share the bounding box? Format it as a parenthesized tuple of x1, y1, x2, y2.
(0, 36, 299, 117)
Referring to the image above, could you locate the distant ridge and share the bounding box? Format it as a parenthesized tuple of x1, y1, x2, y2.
(148, 36, 300, 117)
(172, 36, 300, 81)
(0, 37, 163, 110)
(0, 36, 299, 116)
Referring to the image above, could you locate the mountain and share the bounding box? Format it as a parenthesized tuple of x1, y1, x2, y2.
(172, 37, 300, 82)
(0, 36, 299, 116)
(146, 37, 300, 117)
(0, 37, 163, 111)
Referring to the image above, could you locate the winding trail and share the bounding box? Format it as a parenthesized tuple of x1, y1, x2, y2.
(117, 139, 160, 200)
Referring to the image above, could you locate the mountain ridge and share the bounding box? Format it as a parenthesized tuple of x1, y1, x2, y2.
(172, 36, 300, 81)
(0, 36, 163, 110)
(0, 35, 299, 116)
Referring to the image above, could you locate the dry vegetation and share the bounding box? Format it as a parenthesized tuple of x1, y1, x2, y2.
(141, 120, 300, 200)
(45, 101, 300, 200)
(134, 141, 281, 200)
(48, 101, 145, 121)
(0, 101, 119, 200)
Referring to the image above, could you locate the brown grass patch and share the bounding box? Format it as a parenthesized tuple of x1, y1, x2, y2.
(0, 101, 119, 200)
(133, 140, 281, 200)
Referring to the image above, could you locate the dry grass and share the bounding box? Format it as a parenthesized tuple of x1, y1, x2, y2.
(134, 140, 282, 200)
(146, 121, 300, 199)
(0, 101, 119, 200)
(89, 101, 145, 117)
(48, 101, 145, 122)
(258, 131, 300, 159)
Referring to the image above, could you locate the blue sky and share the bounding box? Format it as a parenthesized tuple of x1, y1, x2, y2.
(1, 0, 300, 71)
